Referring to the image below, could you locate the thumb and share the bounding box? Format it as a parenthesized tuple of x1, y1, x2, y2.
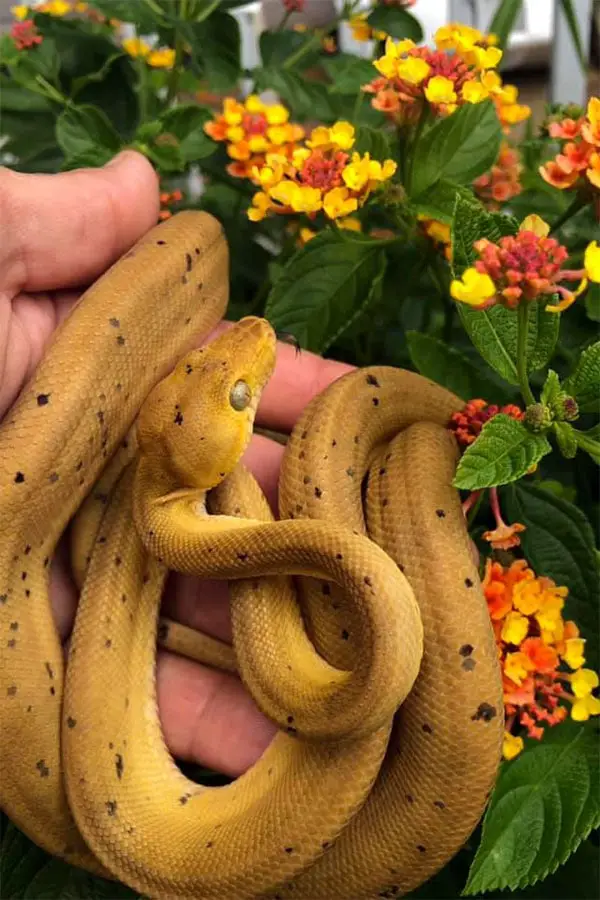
(0, 150, 160, 295)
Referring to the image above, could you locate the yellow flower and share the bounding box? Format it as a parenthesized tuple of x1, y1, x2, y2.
(247, 135, 270, 154)
(503, 730, 524, 760)
(512, 577, 543, 616)
(368, 158, 397, 182)
(419, 216, 451, 245)
(349, 13, 372, 43)
(122, 37, 150, 59)
(265, 104, 289, 126)
(396, 56, 431, 85)
(11, 5, 28, 19)
(329, 121, 355, 151)
(147, 48, 175, 69)
(572, 694, 600, 721)
(223, 98, 243, 125)
(41, 0, 71, 15)
(563, 638, 586, 670)
(584, 241, 600, 283)
(247, 191, 270, 222)
(570, 668, 599, 698)
(270, 182, 322, 215)
(504, 651, 533, 686)
(323, 187, 358, 220)
(425, 75, 457, 105)
(520, 214, 550, 237)
(450, 268, 496, 307)
(462, 80, 490, 104)
(535, 593, 565, 640)
(343, 154, 371, 192)
(339, 217, 362, 233)
(501, 611, 530, 645)
(472, 45, 503, 70)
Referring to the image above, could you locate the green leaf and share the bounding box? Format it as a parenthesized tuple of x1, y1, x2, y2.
(322, 53, 377, 95)
(0, 75, 54, 112)
(254, 68, 334, 122)
(187, 11, 241, 91)
(157, 104, 216, 163)
(84, 0, 160, 32)
(265, 232, 386, 353)
(259, 30, 320, 69)
(410, 179, 473, 224)
(553, 421, 578, 459)
(406, 332, 508, 402)
(575, 423, 600, 465)
(409, 101, 502, 197)
(451, 193, 519, 274)
(564, 341, 600, 413)
(366, 4, 424, 42)
(502, 482, 599, 668)
(541, 369, 562, 407)
(458, 301, 560, 385)
(353, 126, 391, 162)
(142, 140, 184, 173)
(464, 721, 600, 895)
(71, 52, 124, 98)
(453, 414, 551, 490)
(489, 0, 524, 48)
(584, 282, 600, 322)
(55, 104, 122, 166)
(558, 0, 587, 68)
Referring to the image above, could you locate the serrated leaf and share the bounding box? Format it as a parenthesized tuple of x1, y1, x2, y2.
(464, 721, 599, 895)
(457, 301, 560, 385)
(575, 423, 600, 465)
(541, 369, 562, 406)
(409, 102, 502, 197)
(453, 414, 551, 490)
(367, 4, 424, 41)
(564, 341, 600, 413)
(55, 104, 122, 165)
(489, 0, 524, 47)
(322, 53, 377, 95)
(353, 126, 391, 162)
(452, 193, 516, 273)
(265, 232, 386, 353)
(406, 332, 509, 402)
(553, 421, 578, 458)
(490, 210, 520, 237)
(501, 482, 599, 668)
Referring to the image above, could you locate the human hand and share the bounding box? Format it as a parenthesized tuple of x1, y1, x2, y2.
(0, 151, 354, 778)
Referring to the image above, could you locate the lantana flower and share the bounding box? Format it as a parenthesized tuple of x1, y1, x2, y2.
(204, 95, 304, 179)
(483, 558, 600, 758)
(540, 97, 600, 192)
(473, 142, 523, 209)
(122, 37, 175, 69)
(246, 122, 396, 223)
(450, 215, 600, 312)
(10, 18, 42, 48)
(362, 24, 528, 126)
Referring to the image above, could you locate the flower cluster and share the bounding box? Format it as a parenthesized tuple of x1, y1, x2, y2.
(11, 0, 88, 17)
(483, 558, 600, 759)
(450, 215, 600, 312)
(247, 121, 397, 223)
(122, 37, 175, 69)
(10, 18, 42, 48)
(362, 24, 528, 125)
(204, 95, 304, 180)
(473, 142, 523, 209)
(349, 12, 387, 43)
(450, 398, 524, 448)
(540, 97, 600, 192)
(158, 188, 183, 222)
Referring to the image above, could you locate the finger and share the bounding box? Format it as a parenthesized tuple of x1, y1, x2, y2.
(157, 652, 276, 776)
(207, 322, 355, 433)
(0, 150, 159, 295)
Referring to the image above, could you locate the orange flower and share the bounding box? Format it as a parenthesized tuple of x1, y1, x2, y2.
(540, 96, 600, 193)
(473, 142, 523, 210)
(449, 398, 524, 447)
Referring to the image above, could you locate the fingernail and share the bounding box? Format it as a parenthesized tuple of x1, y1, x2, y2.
(103, 149, 137, 169)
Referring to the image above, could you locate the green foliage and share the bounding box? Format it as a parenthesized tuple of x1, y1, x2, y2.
(465, 722, 599, 894)
(489, 0, 524, 48)
(366, 3, 424, 42)
(406, 332, 508, 401)
(454, 414, 552, 490)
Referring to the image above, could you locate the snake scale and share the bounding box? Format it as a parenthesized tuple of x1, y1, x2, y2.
(0, 210, 503, 899)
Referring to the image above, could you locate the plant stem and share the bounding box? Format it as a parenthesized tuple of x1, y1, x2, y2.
(351, 89, 364, 124)
(549, 192, 588, 235)
(34, 76, 67, 105)
(137, 59, 149, 124)
(166, 0, 189, 107)
(516, 302, 536, 406)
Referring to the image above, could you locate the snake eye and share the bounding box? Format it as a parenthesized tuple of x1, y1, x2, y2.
(230, 380, 252, 411)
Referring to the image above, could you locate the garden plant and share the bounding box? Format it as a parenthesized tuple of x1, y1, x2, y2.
(0, 0, 599, 898)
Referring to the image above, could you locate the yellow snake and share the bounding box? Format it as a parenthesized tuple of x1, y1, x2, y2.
(0, 210, 503, 899)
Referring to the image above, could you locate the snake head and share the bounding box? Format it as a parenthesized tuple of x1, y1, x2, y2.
(137, 317, 277, 490)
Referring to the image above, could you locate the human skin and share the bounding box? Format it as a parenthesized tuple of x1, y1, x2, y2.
(0, 150, 354, 778)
